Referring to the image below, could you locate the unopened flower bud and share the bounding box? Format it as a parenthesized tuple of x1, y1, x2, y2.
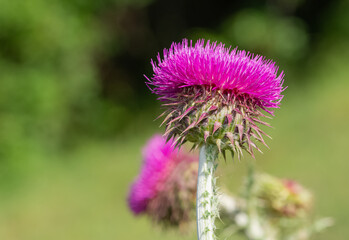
(254, 174, 313, 218)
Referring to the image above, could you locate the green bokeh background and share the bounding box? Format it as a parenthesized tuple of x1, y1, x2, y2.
(0, 0, 348, 239)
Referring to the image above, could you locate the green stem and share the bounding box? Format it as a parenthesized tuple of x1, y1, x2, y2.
(245, 160, 255, 204)
(245, 161, 264, 240)
(196, 144, 219, 240)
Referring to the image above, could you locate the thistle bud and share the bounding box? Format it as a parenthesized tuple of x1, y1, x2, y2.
(254, 174, 313, 218)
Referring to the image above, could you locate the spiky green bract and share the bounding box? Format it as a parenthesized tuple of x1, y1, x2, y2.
(161, 86, 270, 159)
(196, 145, 219, 240)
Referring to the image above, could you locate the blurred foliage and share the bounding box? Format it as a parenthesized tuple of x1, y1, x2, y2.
(0, 0, 348, 239)
(222, 9, 308, 60)
(0, 0, 148, 180)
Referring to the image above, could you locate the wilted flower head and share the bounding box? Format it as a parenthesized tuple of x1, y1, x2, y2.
(254, 174, 312, 218)
(146, 39, 285, 158)
(127, 134, 198, 228)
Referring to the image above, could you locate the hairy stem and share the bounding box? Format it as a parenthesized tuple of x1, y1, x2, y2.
(196, 145, 219, 240)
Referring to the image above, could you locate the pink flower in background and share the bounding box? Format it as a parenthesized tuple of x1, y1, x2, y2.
(146, 39, 285, 158)
(127, 134, 198, 227)
(128, 135, 177, 214)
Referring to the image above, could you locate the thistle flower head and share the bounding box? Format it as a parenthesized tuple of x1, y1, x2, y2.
(127, 134, 198, 228)
(146, 39, 285, 158)
(254, 174, 313, 218)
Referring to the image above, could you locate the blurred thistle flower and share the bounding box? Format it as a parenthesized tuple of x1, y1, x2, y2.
(127, 134, 198, 228)
(254, 174, 313, 218)
(218, 173, 331, 240)
(146, 39, 285, 158)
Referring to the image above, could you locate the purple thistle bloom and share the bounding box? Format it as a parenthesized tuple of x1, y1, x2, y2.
(128, 135, 177, 214)
(146, 39, 285, 158)
(128, 134, 198, 227)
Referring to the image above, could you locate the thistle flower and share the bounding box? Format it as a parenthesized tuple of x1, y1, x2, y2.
(127, 134, 198, 228)
(254, 174, 313, 218)
(218, 173, 331, 240)
(146, 39, 285, 158)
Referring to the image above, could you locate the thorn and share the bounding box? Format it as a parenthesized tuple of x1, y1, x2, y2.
(160, 118, 168, 128)
(236, 124, 244, 141)
(251, 125, 272, 140)
(234, 108, 242, 115)
(251, 141, 263, 154)
(208, 105, 218, 112)
(245, 116, 258, 126)
(197, 112, 208, 124)
(195, 100, 206, 104)
(182, 121, 196, 134)
(168, 114, 183, 125)
(164, 126, 175, 136)
(226, 114, 233, 127)
(247, 148, 255, 158)
(230, 150, 234, 161)
(155, 111, 167, 121)
(252, 117, 272, 128)
(190, 143, 197, 152)
(165, 133, 174, 143)
(235, 142, 243, 161)
(179, 106, 195, 121)
(226, 132, 237, 155)
(248, 144, 255, 159)
(213, 121, 222, 135)
(204, 131, 210, 142)
(251, 132, 269, 149)
(173, 136, 186, 149)
(172, 137, 181, 149)
(226, 132, 235, 146)
(179, 136, 186, 146)
(162, 101, 182, 106)
(246, 133, 255, 158)
(222, 150, 227, 162)
(216, 139, 222, 153)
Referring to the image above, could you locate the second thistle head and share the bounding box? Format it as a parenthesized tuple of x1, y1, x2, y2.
(147, 39, 285, 159)
(254, 174, 313, 218)
(127, 134, 198, 229)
